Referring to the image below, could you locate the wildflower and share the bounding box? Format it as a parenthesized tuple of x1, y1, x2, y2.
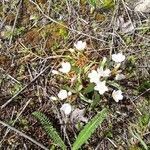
(112, 53, 125, 63)
(60, 103, 72, 115)
(88, 67, 111, 84)
(94, 81, 108, 95)
(112, 90, 123, 102)
(115, 74, 126, 80)
(58, 90, 69, 100)
(74, 41, 86, 51)
(58, 62, 71, 74)
(52, 70, 59, 75)
(88, 70, 100, 83)
(97, 67, 111, 77)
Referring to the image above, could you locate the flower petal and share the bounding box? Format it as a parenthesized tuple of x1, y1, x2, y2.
(112, 53, 125, 63)
(60, 103, 72, 115)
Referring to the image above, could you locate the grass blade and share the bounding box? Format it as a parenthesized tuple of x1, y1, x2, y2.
(72, 108, 107, 150)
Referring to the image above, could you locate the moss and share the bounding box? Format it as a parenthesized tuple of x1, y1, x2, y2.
(23, 22, 68, 50)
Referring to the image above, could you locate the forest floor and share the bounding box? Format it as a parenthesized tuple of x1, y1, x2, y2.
(0, 0, 150, 150)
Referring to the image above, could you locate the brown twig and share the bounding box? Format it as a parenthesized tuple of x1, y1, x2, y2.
(0, 120, 49, 150)
(1, 65, 51, 108)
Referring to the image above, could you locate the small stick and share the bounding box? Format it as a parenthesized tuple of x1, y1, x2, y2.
(29, 0, 108, 43)
(0, 99, 31, 144)
(1, 65, 51, 108)
(9, 0, 22, 45)
(0, 120, 49, 150)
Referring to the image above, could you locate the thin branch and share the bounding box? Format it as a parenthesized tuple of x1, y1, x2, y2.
(1, 65, 51, 108)
(9, 0, 22, 45)
(0, 120, 49, 150)
(0, 99, 31, 144)
(29, 0, 108, 43)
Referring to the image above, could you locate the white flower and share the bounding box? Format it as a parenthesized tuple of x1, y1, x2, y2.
(57, 90, 71, 100)
(88, 70, 100, 83)
(52, 70, 59, 75)
(112, 90, 123, 102)
(74, 41, 86, 51)
(88, 68, 111, 84)
(58, 90, 68, 100)
(94, 81, 108, 95)
(115, 74, 126, 80)
(97, 67, 111, 77)
(58, 62, 71, 74)
(50, 96, 57, 101)
(60, 103, 72, 115)
(112, 53, 125, 63)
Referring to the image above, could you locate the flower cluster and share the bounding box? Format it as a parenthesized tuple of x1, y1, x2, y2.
(50, 89, 72, 115)
(88, 53, 125, 102)
(50, 40, 126, 116)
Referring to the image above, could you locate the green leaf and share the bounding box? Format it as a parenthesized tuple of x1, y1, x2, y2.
(107, 81, 121, 89)
(91, 91, 101, 108)
(88, 0, 97, 7)
(83, 83, 95, 94)
(72, 108, 108, 150)
(102, 0, 114, 9)
(32, 112, 67, 150)
(79, 93, 92, 103)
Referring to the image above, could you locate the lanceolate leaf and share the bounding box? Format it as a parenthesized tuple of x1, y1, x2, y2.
(33, 112, 67, 150)
(72, 108, 107, 150)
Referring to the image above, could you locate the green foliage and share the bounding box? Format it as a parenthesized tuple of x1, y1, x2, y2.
(130, 127, 148, 150)
(83, 83, 95, 94)
(88, 0, 97, 7)
(102, 0, 114, 9)
(88, 0, 114, 9)
(33, 109, 108, 150)
(138, 113, 150, 128)
(91, 91, 101, 108)
(72, 108, 107, 150)
(32, 112, 67, 150)
(138, 80, 150, 93)
(11, 83, 22, 95)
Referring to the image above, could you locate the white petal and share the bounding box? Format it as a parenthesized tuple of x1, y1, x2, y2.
(103, 69, 111, 77)
(115, 74, 126, 80)
(112, 53, 125, 63)
(94, 81, 108, 95)
(58, 89, 68, 100)
(97, 67, 111, 77)
(74, 41, 86, 51)
(59, 62, 71, 73)
(88, 70, 100, 83)
(112, 90, 123, 102)
(60, 103, 72, 115)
